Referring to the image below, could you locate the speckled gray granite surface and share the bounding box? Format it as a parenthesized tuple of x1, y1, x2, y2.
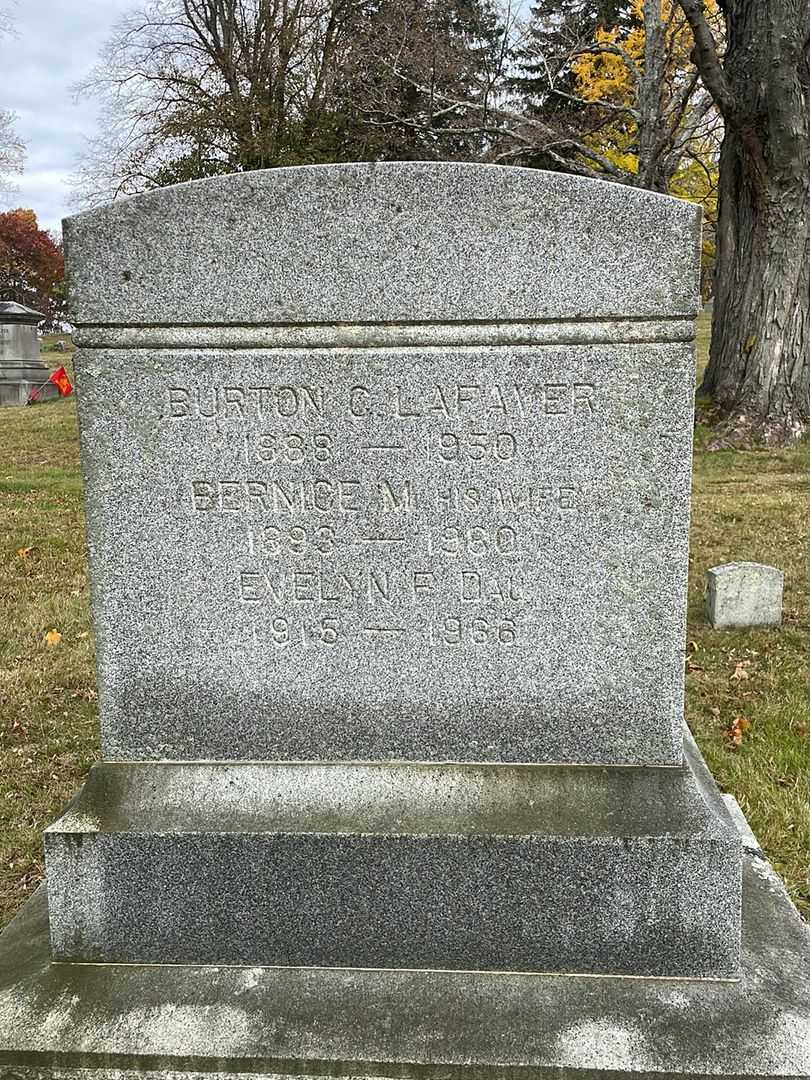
(74, 341, 694, 765)
(706, 562, 784, 629)
(1, 160, 802, 1079)
(44, 738, 741, 974)
(64, 162, 701, 326)
(66, 163, 701, 766)
(0, 843, 807, 1078)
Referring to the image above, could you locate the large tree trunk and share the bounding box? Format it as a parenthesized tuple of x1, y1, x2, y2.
(704, 122, 810, 443)
(680, 0, 810, 444)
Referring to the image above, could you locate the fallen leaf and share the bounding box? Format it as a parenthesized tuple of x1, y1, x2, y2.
(727, 715, 751, 748)
(43, 629, 62, 647)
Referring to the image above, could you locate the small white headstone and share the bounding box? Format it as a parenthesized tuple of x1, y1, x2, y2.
(706, 562, 783, 628)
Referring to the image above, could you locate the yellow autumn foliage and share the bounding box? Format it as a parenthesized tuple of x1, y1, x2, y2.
(571, 24, 642, 106)
(570, 0, 720, 287)
(572, 0, 709, 106)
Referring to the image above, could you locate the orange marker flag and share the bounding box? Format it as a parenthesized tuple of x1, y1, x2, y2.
(49, 366, 73, 397)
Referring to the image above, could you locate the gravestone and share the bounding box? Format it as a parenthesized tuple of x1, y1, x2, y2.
(706, 561, 784, 628)
(0, 301, 58, 405)
(45, 161, 741, 976)
(1, 163, 808, 1079)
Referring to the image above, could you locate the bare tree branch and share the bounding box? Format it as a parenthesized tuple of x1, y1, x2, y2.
(0, 9, 24, 190)
(546, 87, 640, 120)
(676, 0, 735, 117)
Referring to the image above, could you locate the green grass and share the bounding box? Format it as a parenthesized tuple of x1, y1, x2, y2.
(687, 423, 810, 914)
(40, 333, 77, 358)
(0, 315, 808, 926)
(0, 391, 96, 922)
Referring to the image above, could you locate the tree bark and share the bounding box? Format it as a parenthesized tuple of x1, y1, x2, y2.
(636, 0, 668, 192)
(680, 0, 810, 444)
(706, 123, 810, 442)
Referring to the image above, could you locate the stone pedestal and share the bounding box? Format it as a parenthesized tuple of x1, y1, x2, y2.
(1, 164, 806, 1078)
(1, 821, 808, 1079)
(44, 740, 741, 975)
(0, 301, 58, 406)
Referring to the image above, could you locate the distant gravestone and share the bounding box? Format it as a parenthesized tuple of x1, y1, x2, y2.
(706, 562, 784, 628)
(0, 301, 58, 406)
(1, 164, 808, 1080)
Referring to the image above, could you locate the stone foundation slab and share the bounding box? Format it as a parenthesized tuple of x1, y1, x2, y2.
(0, 848, 806, 1079)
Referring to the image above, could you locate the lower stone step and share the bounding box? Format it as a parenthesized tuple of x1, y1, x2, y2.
(1, 846, 806, 1079)
(44, 737, 742, 976)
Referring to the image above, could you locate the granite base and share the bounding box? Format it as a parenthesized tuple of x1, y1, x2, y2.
(0, 370, 59, 406)
(0, 838, 807, 1079)
(44, 738, 741, 977)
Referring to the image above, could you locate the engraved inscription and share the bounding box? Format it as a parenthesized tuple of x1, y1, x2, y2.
(167, 384, 326, 418)
(247, 432, 334, 464)
(237, 567, 531, 607)
(437, 431, 516, 461)
(164, 381, 597, 421)
(190, 479, 581, 516)
(170, 367, 600, 650)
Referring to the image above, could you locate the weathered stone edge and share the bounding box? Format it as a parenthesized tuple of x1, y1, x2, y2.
(63, 162, 702, 326)
(72, 319, 696, 350)
(42, 751, 737, 838)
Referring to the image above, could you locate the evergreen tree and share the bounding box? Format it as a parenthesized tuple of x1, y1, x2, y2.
(513, 1, 633, 124)
(74, 0, 509, 204)
(340, 0, 507, 163)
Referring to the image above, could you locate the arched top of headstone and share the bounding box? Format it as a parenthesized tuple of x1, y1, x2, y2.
(0, 301, 44, 324)
(64, 162, 701, 328)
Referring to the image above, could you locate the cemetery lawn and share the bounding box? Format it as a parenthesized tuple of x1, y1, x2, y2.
(0, 316, 808, 928)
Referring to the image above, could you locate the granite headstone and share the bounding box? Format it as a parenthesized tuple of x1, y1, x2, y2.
(0, 301, 58, 406)
(706, 561, 784, 628)
(1, 164, 808, 1080)
(64, 164, 700, 768)
(42, 163, 742, 975)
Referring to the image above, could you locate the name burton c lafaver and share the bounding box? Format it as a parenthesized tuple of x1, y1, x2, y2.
(163, 380, 597, 420)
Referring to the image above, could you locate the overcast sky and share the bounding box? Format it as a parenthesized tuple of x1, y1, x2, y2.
(0, 0, 132, 236)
